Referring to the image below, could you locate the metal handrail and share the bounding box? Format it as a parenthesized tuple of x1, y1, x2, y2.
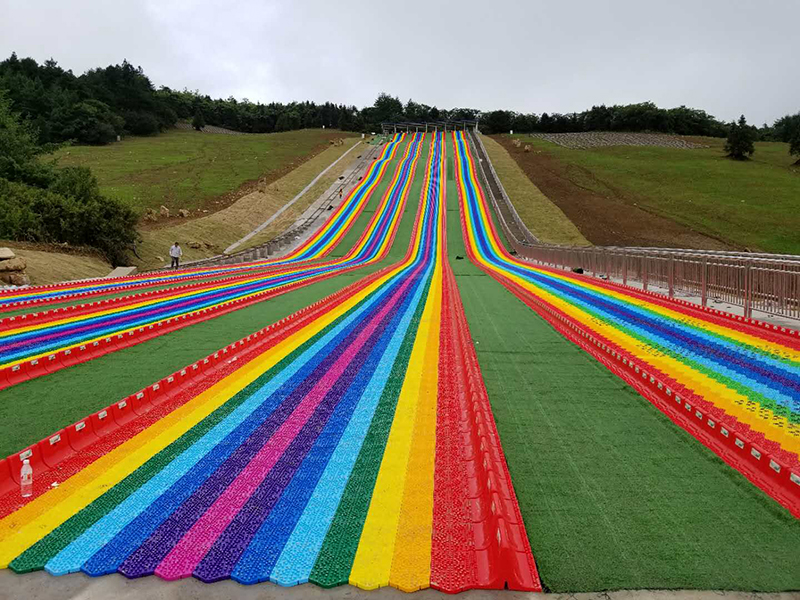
(466, 130, 800, 322)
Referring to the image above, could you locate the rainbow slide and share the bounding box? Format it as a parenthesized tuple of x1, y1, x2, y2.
(452, 130, 800, 517)
(0, 133, 405, 311)
(0, 133, 540, 593)
(0, 134, 422, 388)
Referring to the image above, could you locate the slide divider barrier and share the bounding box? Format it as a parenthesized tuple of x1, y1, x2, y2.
(0, 260, 398, 508)
(431, 260, 541, 592)
(484, 265, 800, 519)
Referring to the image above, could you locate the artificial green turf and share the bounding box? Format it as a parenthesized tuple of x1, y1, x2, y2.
(0, 137, 425, 457)
(53, 129, 353, 215)
(445, 178, 800, 592)
(512, 135, 800, 254)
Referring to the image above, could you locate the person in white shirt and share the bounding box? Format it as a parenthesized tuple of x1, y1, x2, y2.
(169, 242, 182, 269)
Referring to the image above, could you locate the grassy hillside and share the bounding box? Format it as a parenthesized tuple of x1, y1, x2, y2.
(502, 134, 800, 254)
(479, 135, 589, 246)
(132, 139, 362, 270)
(54, 128, 354, 216)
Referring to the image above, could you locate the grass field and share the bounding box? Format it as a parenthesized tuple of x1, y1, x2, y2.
(507, 134, 800, 254)
(446, 180, 800, 592)
(54, 128, 354, 215)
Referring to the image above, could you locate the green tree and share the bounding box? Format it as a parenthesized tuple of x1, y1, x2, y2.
(50, 99, 122, 144)
(192, 109, 206, 131)
(0, 91, 56, 185)
(790, 130, 800, 164)
(724, 115, 755, 160)
(481, 110, 513, 134)
(0, 91, 138, 264)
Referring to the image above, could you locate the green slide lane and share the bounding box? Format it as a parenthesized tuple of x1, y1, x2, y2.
(445, 178, 800, 592)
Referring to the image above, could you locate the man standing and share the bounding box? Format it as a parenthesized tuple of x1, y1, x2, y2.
(169, 242, 182, 269)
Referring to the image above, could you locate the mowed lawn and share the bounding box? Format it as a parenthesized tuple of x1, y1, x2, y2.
(54, 128, 352, 215)
(515, 135, 800, 254)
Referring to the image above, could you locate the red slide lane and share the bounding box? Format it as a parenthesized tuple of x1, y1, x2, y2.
(431, 258, 541, 593)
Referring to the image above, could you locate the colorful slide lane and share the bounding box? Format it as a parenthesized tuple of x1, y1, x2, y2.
(0, 134, 421, 389)
(0, 133, 539, 593)
(0, 133, 405, 312)
(452, 131, 800, 517)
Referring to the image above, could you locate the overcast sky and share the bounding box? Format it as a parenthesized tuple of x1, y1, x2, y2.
(1, 0, 797, 125)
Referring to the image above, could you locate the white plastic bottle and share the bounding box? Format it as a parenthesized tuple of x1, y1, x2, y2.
(20, 459, 33, 498)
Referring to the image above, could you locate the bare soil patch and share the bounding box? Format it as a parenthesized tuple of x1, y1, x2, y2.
(495, 136, 735, 250)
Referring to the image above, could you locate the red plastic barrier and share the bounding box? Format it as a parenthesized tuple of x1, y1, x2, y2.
(90, 407, 119, 439)
(0, 459, 14, 497)
(67, 418, 98, 452)
(38, 429, 75, 469)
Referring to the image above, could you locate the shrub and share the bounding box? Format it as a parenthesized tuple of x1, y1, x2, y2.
(192, 110, 206, 131)
(724, 115, 755, 160)
(0, 91, 139, 265)
(50, 99, 122, 145)
(122, 110, 160, 135)
(0, 173, 138, 265)
(789, 129, 800, 163)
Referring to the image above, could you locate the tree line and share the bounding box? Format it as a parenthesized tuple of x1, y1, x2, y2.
(2, 53, 798, 149)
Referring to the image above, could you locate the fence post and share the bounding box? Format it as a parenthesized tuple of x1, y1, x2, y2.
(642, 255, 648, 291)
(668, 255, 675, 298)
(701, 257, 708, 307)
(622, 251, 628, 286)
(744, 261, 752, 319)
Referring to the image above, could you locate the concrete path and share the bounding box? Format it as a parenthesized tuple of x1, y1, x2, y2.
(1, 570, 798, 600)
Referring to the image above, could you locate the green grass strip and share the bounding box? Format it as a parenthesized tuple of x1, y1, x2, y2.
(446, 179, 800, 592)
(309, 275, 432, 588)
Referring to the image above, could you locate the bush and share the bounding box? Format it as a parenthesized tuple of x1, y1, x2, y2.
(122, 110, 160, 135)
(0, 172, 138, 265)
(50, 99, 122, 145)
(192, 110, 206, 131)
(790, 130, 800, 163)
(724, 115, 755, 160)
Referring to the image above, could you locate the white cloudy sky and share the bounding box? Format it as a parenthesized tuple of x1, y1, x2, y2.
(1, 0, 797, 124)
